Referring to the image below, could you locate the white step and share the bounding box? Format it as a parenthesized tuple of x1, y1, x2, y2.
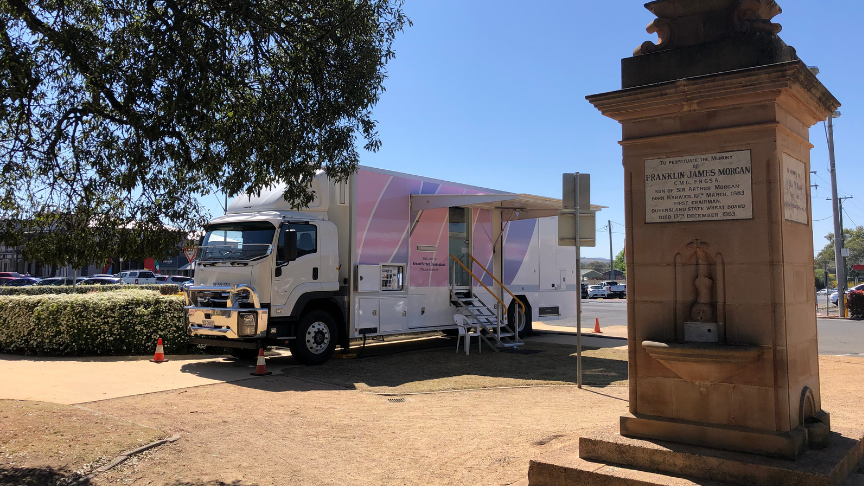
(499, 342, 524, 348)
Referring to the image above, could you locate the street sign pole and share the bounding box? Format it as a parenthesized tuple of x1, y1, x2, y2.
(576, 176, 583, 388)
(560, 173, 593, 389)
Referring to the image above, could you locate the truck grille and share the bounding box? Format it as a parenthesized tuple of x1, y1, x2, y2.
(192, 290, 230, 308)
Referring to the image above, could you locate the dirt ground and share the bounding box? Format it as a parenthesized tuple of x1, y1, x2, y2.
(2, 337, 863, 486)
(0, 401, 164, 485)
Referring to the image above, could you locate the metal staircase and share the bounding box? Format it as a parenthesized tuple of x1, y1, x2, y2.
(449, 254, 525, 350)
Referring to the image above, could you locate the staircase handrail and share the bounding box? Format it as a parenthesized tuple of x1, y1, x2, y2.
(466, 255, 525, 314)
(449, 254, 525, 314)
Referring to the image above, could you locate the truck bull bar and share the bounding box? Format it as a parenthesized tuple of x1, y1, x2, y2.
(185, 284, 269, 339)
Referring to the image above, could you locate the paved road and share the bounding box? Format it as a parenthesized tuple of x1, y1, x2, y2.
(817, 318, 864, 356)
(545, 300, 864, 356)
(537, 299, 628, 329)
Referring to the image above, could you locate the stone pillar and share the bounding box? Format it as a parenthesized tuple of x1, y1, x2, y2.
(587, 0, 838, 461)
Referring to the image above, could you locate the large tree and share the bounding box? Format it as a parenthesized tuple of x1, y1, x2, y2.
(0, 0, 409, 268)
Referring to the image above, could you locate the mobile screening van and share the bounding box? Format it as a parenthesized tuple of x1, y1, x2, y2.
(186, 167, 600, 365)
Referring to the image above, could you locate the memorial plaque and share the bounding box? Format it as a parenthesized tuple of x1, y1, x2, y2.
(645, 150, 753, 223)
(783, 154, 808, 225)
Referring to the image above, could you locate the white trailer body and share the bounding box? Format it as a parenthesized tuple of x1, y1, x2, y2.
(186, 167, 599, 364)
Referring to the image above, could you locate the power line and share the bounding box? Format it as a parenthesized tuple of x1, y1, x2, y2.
(843, 208, 859, 229)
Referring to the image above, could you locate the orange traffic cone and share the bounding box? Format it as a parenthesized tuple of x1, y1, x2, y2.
(250, 348, 271, 376)
(150, 338, 168, 363)
(593, 318, 603, 334)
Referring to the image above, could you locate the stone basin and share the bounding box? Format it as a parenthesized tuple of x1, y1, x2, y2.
(642, 341, 764, 385)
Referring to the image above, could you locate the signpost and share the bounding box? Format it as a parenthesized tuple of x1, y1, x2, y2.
(559, 173, 595, 388)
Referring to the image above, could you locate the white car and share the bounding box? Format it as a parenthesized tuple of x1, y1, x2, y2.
(119, 270, 157, 285)
(831, 284, 864, 305)
(588, 285, 608, 299)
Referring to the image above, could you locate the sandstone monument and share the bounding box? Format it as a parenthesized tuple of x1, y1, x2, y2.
(528, 1, 864, 484)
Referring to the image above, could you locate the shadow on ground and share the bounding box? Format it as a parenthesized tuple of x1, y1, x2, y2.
(0, 467, 266, 486)
(0, 466, 86, 486)
(165, 482, 258, 486)
(178, 336, 629, 394)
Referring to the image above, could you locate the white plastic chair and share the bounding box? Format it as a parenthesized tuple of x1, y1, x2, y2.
(454, 314, 482, 355)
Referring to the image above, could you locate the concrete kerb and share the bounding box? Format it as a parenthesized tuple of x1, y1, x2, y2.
(533, 330, 627, 341)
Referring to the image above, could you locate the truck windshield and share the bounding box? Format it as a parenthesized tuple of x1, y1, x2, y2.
(200, 222, 275, 262)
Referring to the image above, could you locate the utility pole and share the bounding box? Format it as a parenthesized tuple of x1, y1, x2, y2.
(824, 261, 830, 315)
(827, 111, 845, 316)
(608, 220, 614, 281)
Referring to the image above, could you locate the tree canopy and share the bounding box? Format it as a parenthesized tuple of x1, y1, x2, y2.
(613, 248, 625, 274)
(0, 0, 409, 268)
(815, 226, 864, 281)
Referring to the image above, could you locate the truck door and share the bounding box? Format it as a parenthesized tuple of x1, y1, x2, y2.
(272, 223, 322, 315)
(449, 207, 471, 289)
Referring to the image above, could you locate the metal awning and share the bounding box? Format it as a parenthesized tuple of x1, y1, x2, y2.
(410, 193, 604, 220)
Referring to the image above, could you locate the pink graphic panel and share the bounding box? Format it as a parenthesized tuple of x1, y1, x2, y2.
(356, 169, 391, 263)
(503, 219, 536, 285)
(409, 208, 448, 288)
(355, 170, 419, 265)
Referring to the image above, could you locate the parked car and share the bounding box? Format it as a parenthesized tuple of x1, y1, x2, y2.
(156, 275, 193, 284)
(600, 280, 627, 299)
(3, 277, 41, 286)
(93, 274, 116, 278)
(831, 284, 864, 305)
(119, 270, 157, 285)
(36, 277, 88, 286)
(79, 277, 123, 286)
(0, 272, 22, 285)
(587, 285, 608, 299)
(581, 283, 588, 299)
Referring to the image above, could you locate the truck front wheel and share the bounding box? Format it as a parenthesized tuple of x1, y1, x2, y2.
(291, 311, 338, 366)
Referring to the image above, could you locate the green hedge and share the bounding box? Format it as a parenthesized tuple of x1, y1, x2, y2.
(0, 290, 191, 356)
(0, 284, 181, 296)
(848, 291, 864, 319)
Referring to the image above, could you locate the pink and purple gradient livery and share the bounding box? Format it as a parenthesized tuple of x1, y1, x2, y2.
(354, 168, 539, 289)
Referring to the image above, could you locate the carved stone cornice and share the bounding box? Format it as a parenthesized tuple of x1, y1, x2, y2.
(587, 61, 839, 128)
(635, 0, 784, 56)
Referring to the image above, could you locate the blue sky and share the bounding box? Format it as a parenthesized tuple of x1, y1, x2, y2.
(207, 1, 863, 259)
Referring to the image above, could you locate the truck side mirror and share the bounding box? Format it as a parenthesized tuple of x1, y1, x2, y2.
(282, 230, 298, 262)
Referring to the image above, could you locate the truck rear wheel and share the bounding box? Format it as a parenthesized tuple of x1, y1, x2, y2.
(291, 310, 338, 366)
(507, 296, 532, 339)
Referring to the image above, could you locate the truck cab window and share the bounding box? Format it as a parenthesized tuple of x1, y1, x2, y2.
(279, 224, 317, 262)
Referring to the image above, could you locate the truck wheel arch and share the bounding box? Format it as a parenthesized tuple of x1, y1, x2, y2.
(290, 293, 347, 348)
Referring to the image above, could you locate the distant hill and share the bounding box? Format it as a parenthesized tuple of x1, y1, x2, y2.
(581, 257, 610, 263)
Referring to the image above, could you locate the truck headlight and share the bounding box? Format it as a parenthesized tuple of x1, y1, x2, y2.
(239, 313, 257, 337)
